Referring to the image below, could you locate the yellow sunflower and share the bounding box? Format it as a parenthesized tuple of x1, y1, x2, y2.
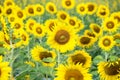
(32, 23, 45, 38)
(78, 35, 95, 48)
(98, 60, 120, 80)
(47, 23, 77, 53)
(34, 4, 44, 16)
(113, 33, 120, 46)
(96, 5, 110, 19)
(103, 17, 118, 32)
(110, 12, 120, 25)
(74, 19, 84, 32)
(8, 15, 16, 23)
(86, 2, 97, 15)
(76, 3, 87, 15)
(4, 0, 15, 7)
(0, 6, 3, 16)
(98, 36, 115, 51)
(25, 5, 35, 16)
(67, 16, 78, 28)
(84, 30, 96, 38)
(90, 23, 102, 37)
(67, 50, 91, 68)
(0, 56, 11, 80)
(25, 19, 36, 34)
(4, 5, 15, 17)
(31, 45, 56, 67)
(57, 10, 70, 22)
(54, 64, 92, 80)
(46, 2, 57, 14)
(11, 20, 24, 30)
(62, 0, 75, 9)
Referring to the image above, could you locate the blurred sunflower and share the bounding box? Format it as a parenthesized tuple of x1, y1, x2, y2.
(67, 16, 78, 28)
(32, 23, 45, 38)
(86, 2, 97, 15)
(46, 2, 57, 14)
(0, 56, 11, 80)
(84, 30, 96, 38)
(57, 10, 69, 22)
(31, 45, 56, 67)
(75, 19, 84, 32)
(54, 64, 92, 80)
(4, 0, 15, 7)
(34, 4, 44, 16)
(103, 17, 118, 32)
(110, 12, 120, 25)
(11, 20, 24, 30)
(25, 5, 35, 16)
(97, 5, 110, 19)
(98, 36, 115, 51)
(98, 60, 120, 80)
(61, 0, 75, 9)
(47, 23, 77, 53)
(67, 50, 91, 68)
(8, 15, 16, 23)
(78, 35, 95, 48)
(76, 3, 87, 15)
(113, 33, 120, 46)
(4, 5, 15, 17)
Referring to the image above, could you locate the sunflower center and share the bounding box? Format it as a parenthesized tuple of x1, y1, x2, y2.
(114, 16, 120, 22)
(6, 2, 12, 6)
(39, 51, 52, 60)
(49, 22, 54, 31)
(17, 11, 23, 18)
(80, 7, 85, 12)
(88, 5, 94, 11)
(15, 23, 21, 29)
(10, 17, 15, 22)
(93, 26, 100, 33)
(49, 5, 54, 11)
(21, 35, 26, 41)
(106, 21, 114, 29)
(71, 54, 86, 65)
(60, 14, 67, 20)
(0, 9, 2, 14)
(29, 23, 34, 30)
(37, 7, 41, 12)
(6, 8, 12, 15)
(55, 30, 70, 45)
(28, 8, 34, 14)
(65, 69, 83, 80)
(65, 0, 71, 6)
(69, 19, 75, 26)
(100, 9, 106, 16)
(104, 63, 120, 75)
(36, 27, 42, 34)
(103, 38, 111, 46)
(87, 32, 96, 38)
(80, 36, 91, 44)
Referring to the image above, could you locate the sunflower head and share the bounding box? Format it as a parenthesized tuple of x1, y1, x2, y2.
(11, 20, 24, 30)
(111, 12, 120, 24)
(25, 5, 35, 16)
(67, 16, 78, 27)
(4, 6, 14, 17)
(76, 3, 87, 15)
(46, 2, 57, 14)
(62, 0, 75, 9)
(34, 4, 44, 16)
(4, 0, 15, 7)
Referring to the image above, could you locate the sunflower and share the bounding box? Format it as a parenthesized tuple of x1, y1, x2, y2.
(4, 5, 15, 17)
(11, 20, 24, 30)
(67, 50, 91, 68)
(45, 19, 57, 33)
(76, 3, 87, 15)
(4, 0, 15, 7)
(34, 4, 44, 16)
(113, 33, 120, 46)
(31, 45, 56, 67)
(67, 16, 78, 28)
(32, 23, 45, 38)
(90, 23, 102, 37)
(25, 5, 35, 16)
(98, 60, 120, 80)
(84, 30, 96, 38)
(62, 0, 75, 9)
(98, 36, 115, 51)
(54, 64, 92, 80)
(57, 10, 70, 22)
(0, 56, 11, 80)
(78, 35, 95, 48)
(110, 12, 120, 25)
(47, 23, 77, 53)
(8, 15, 16, 23)
(75, 19, 84, 32)
(86, 2, 97, 15)
(103, 17, 118, 32)
(46, 2, 57, 14)
(96, 5, 110, 19)
(25, 19, 36, 34)
(0, 6, 3, 16)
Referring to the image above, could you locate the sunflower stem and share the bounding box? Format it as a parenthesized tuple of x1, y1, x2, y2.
(105, 52, 109, 61)
(57, 50, 60, 66)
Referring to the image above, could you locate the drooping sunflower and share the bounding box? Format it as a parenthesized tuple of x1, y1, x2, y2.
(47, 23, 77, 53)
(54, 64, 92, 80)
(34, 4, 44, 16)
(57, 10, 70, 22)
(25, 5, 35, 16)
(98, 36, 115, 51)
(97, 5, 110, 19)
(110, 12, 120, 25)
(0, 56, 11, 80)
(67, 50, 91, 68)
(86, 2, 97, 15)
(25, 19, 36, 34)
(98, 60, 120, 80)
(78, 35, 95, 48)
(4, 0, 15, 7)
(90, 23, 102, 37)
(32, 23, 45, 38)
(76, 3, 87, 15)
(113, 33, 120, 46)
(46, 2, 57, 14)
(103, 17, 118, 32)
(61, 0, 75, 9)
(31, 45, 56, 67)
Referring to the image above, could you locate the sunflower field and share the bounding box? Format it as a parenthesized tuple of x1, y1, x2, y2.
(0, 0, 120, 80)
